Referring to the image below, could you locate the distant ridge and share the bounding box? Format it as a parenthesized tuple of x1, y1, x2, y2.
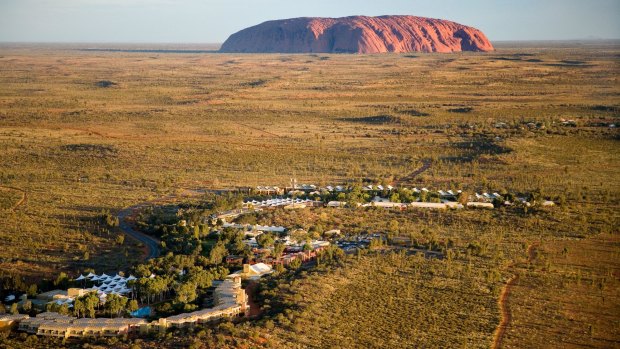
(79, 48, 218, 54)
(220, 15, 494, 53)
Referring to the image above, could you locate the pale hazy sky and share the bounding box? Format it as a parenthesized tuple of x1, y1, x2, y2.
(0, 0, 618, 43)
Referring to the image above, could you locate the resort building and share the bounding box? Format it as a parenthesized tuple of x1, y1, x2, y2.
(466, 202, 495, 209)
(254, 186, 284, 196)
(242, 197, 317, 209)
(164, 277, 248, 328)
(14, 277, 248, 338)
(229, 263, 274, 280)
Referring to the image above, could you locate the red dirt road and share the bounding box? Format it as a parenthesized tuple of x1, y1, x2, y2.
(492, 243, 538, 349)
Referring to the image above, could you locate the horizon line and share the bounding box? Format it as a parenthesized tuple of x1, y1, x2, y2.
(1, 39, 619, 46)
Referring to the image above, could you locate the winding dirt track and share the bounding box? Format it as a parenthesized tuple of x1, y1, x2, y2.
(492, 243, 538, 349)
(392, 158, 432, 186)
(0, 185, 26, 211)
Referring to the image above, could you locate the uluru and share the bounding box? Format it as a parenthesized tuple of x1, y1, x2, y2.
(220, 15, 494, 54)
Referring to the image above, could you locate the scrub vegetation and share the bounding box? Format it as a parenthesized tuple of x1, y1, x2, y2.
(0, 42, 618, 348)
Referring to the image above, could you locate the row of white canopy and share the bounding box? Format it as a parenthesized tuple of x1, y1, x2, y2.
(71, 273, 136, 298)
(244, 198, 314, 207)
(74, 273, 137, 283)
(254, 186, 506, 199)
(255, 186, 282, 191)
(86, 285, 132, 295)
(474, 192, 501, 200)
(258, 184, 393, 192)
(221, 223, 286, 233)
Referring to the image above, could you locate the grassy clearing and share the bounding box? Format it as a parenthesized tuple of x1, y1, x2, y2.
(0, 186, 23, 210)
(262, 252, 499, 349)
(504, 234, 620, 348)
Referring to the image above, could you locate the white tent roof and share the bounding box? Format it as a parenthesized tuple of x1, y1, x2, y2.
(250, 263, 273, 274)
(75, 275, 86, 281)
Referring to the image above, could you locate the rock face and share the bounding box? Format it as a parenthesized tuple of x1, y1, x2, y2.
(220, 16, 494, 54)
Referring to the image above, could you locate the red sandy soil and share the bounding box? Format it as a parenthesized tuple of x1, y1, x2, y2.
(492, 243, 539, 349)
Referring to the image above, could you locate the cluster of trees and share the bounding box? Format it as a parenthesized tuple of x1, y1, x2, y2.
(127, 252, 230, 314)
(0, 301, 21, 315)
(316, 245, 346, 267)
(67, 292, 138, 318)
(73, 292, 100, 318)
(105, 294, 138, 318)
(217, 229, 252, 258)
(161, 227, 204, 256)
(54, 268, 221, 319)
(1, 274, 37, 298)
(130, 276, 171, 305)
(99, 209, 119, 227)
(43, 291, 138, 319)
(206, 192, 245, 215)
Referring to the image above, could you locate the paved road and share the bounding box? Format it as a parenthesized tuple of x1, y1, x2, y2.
(114, 188, 224, 261)
(117, 205, 161, 260)
(115, 188, 215, 261)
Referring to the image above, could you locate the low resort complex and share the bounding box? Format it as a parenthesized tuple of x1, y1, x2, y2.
(1, 181, 555, 341)
(242, 184, 548, 210)
(14, 277, 248, 338)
